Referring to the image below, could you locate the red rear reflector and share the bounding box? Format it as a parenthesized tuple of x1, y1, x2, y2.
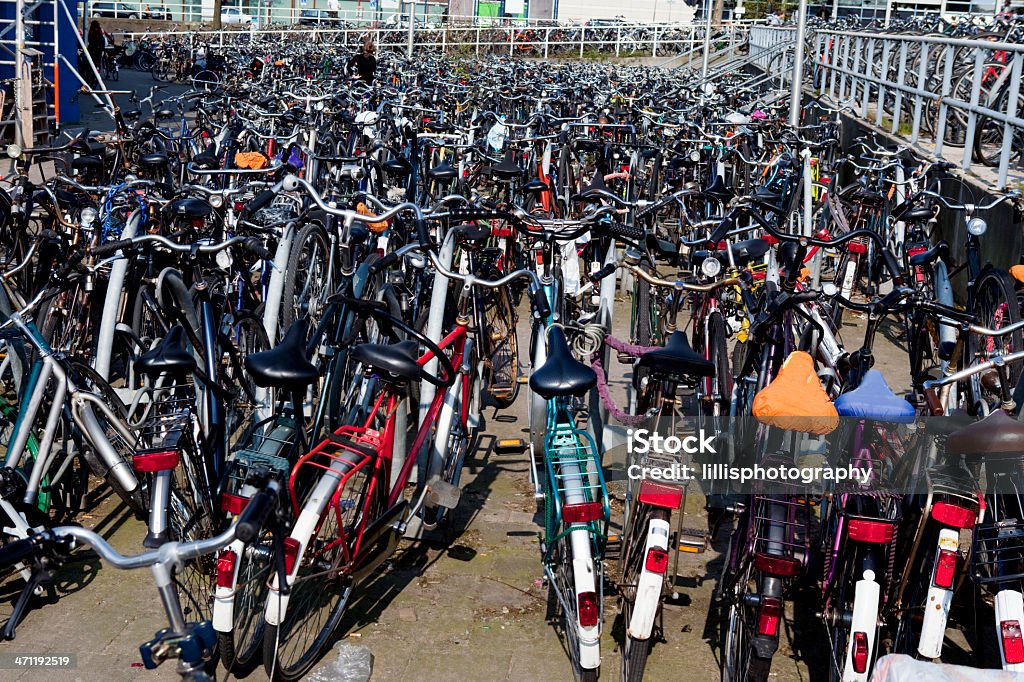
(133, 449, 180, 473)
(753, 552, 801, 577)
(233, 201, 245, 212)
(931, 502, 976, 529)
(492, 226, 513, 237)
(216, 550, 237, 588)
(577, 591, 599, 627)
(191, 218, 206, 228)
(1003, 620, 1024, 664)
(757, 596, 782, 636)
(852, 631, 869, 673)
(283, 537, 301, 574)
(221, 493, 249, 515)
(933, 548, 957, 588)
(645, 547, 669, 574)
(563, 501, 603, 524)
(848, 241, 867, 254)
(847, 519, 895, 544)
(763, 234, 779, 245)
(638, 481, 683, 509)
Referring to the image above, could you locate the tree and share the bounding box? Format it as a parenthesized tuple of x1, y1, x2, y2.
(213, 0, 223, 28)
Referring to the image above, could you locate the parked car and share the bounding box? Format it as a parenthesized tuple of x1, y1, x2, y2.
(298, 9, 339, 25)
(143, 5, 171, 20)
(221, 6, 253, 24)
(89, 1, 143, 19)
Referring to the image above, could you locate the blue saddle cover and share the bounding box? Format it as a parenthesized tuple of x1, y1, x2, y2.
(835, 370, 915, 423)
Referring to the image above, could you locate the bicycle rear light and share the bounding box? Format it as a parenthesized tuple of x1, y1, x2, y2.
(933, 548, 957, 589)
(562, 501, 603, 524)
(577, 592, 599, 628)
(851, 631, 869, 673)
(132, 449, 180, 473)
(753, 552, 801, 578)
(637, 481, 682, 510)
(1002, 621, 1024, 664)
(847, 519, 895, 544)
(216, 550, 237, 588)
(283, 537, 301, 575)
(645, 547, 669, 574)
(220, 493, 249, 516)
(931, 502, 976, 529)
(757, 596, 782, 637)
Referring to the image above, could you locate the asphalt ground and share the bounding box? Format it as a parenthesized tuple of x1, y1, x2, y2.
(1, 67, 916, 681)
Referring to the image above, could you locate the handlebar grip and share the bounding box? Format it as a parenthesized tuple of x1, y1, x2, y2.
(589, 263, 617, 283)
(600, 221, 645, 242)
(235, 484, 278, 543)
(923, 387, 944, 416)
(706, 215, 734, 247)
(415, 218, 431, 249)
(881, 248, 905, 286)
(244, 238, 273, 261)
(532, 287, 551, 320)
(93, 239, 135, 258)
(243, 189, 276, 215)
(368, 251, 400, 276)
(0, 537, 38, 570)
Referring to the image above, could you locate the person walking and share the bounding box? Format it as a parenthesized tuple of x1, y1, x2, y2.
(347, 37, 377, 83)
(86, 19, 105, 87)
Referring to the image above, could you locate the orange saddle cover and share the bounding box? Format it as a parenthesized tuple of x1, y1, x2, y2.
(752, 351, 839, 435)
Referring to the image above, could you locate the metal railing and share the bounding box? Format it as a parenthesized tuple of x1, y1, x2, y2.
(811, 29, 1024, 188)
(113, 19, 756, 61)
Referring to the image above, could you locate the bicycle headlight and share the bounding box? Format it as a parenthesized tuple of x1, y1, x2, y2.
(6, 144, 21, 159)
(80, 207, 97, 228)
(690, 150, 701, 163)
(967, 217, 988, 236)
(208, 194, 223, 209)
(701, 256, 722, 278)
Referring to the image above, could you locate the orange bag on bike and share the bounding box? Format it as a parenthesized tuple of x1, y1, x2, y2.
(752, 350, 839, 435)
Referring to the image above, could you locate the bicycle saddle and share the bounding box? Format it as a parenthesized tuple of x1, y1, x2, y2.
(192, 144, 219, 169)
(155, 109, 175, 120)
(350, 339, 422, 383)
(245, 319, 318, 389)
(947, 409, 1024, 461)
(907, 240, 948, 267)
(703, 174, 735, 205)
(427, 159, 458, 181)
(382, 157, 413, 177)
(71, 155, 104, 172)
(750, 186, 786, 215)
(136, 325, 197, 377)
(489, 151, 523, 181)
(529, 327, 596, 400)
(892, 198, 934, 222)
(638, 331, 715, 378)
(166, 197, 213, 220)
(834, 370, 915, 423)
(522, 178, 550, 194)
(139, 153, 170, 170)
(752, 351, 839, 435)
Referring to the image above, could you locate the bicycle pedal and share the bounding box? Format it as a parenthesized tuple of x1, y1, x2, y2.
(677, 528, 708, 554)
(425, 479, 461, 510)
(616, 351, 637, 365)
(495, 438, 526, 454)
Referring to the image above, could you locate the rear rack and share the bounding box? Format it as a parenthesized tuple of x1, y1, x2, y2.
(544, 419, 609, 539)
(972, 519, 1024, 586)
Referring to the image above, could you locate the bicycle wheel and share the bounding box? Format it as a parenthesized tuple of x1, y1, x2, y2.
(168, 436, 217, 623)
(967, 269, 1022, 413)
(547, 531, 600, 682)
(479, 285, 518, 408)
(704, 311, 732, 418)
(721, 559, 771, 682)
(262, 475, 367, 681)
(219, 528, 276, 675)
(618, 506, 669, 682)
(281, 223, 333, 339)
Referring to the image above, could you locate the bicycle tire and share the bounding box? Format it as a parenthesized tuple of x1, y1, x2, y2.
(218, 528, 275, 674)
(618, 506, 669, 682)
(480, 284, 519, 409)
(281, 222, 333, 339)
(721, 559, 771, 682)
(967, 268, 1022, 414)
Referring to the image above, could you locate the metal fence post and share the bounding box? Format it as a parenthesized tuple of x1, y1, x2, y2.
(910, 42, 928, 144)
(861, 38, 874, 119)
(475, 27, 480, 57)
(934, 42, 954, 158)
(996, 51, 1023, 188)
(580, 27, 584, 58)
(616, 26, 620, 57)
(876, 39, 890, 127)
(509, 26, 514, 56)
(961, 48, 986, 171)
(891, 41, 908, 135)
(850, 37, 863, 109)
(544, 27, 549, 59)
(652, 25, 658, 58)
